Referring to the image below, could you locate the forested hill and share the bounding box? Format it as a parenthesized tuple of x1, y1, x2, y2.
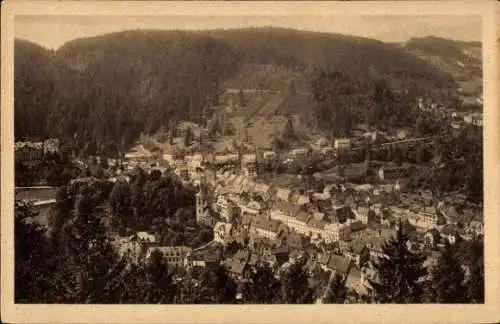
(15, 28, 460, 155)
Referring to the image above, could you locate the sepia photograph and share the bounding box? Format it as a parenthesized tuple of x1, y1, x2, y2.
(1, 1, 499, 323)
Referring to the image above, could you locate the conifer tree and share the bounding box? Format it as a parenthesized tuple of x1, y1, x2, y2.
(464, 236, 484, 303)
(427, 241, 466, 303)
(323, 272, 348, 304)
(242, 264, 280, 304)
(280, 260, 314, 304)
(369, 222, 427, 303)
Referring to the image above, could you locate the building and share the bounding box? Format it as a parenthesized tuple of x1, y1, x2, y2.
(241, 154, 258, 177)
(288, 147, 309, 160)
(186, 242, 223, 269)
(378, 166, 407, 181)
(263, 150, 278, 161)
(324, 222, 351, 242)
(354, 206, 376, 225)
(225, 249, 251, 281)
(334, 138, 351, 151)
(196, 191, 212, 225)
(185, 154, 204, 172)
(216, 196, 239, 223)
(270, 201, 301, 228)
(145, 246, 192, 268)
(250, 216, 283, 240)
(276, 188, 292, 202)
(213, 222, 233, 243)
(417, 206, 438, 229)
(440, 224, 461, 245)
(424, 228, 441, 248)
(15, 142, 44, 165)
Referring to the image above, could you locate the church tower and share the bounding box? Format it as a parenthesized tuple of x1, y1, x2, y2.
(196, 190, 210, 225)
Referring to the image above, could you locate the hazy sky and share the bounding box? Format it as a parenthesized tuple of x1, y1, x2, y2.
(15, 15, 482, 50)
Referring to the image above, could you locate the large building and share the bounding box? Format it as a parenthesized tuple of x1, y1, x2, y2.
(145, 246, 192, 268)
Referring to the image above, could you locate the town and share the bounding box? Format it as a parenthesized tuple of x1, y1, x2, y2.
(15, 83, 484, 304)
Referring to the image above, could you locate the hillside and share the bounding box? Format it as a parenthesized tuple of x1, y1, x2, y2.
(15, 28, 464, 155)
(403, 36, 482, 95)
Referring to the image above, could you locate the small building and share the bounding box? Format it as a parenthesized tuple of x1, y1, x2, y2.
(334, 138, 351, 151)
(263, 150, 278, 161)
(241, 154, 258, 177)
(276, 187, 292, 202)
(225, 249, 251, 281)
(378, 166, 407, 181)
(288, 147, 309, 160)
(440, 224, 461, 245)
(424, 228, 441, 248)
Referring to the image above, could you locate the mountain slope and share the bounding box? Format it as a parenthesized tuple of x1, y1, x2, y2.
(15, 28, 463, 154)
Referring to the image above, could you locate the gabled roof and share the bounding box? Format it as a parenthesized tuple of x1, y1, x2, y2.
(326, 254, 352, 274)
(440, 224, 461, 236)
(274, 201, 300, 217)
(296, 211, 311, 223)
(228, 249, 250, 274)
(252, 216, 282, 233)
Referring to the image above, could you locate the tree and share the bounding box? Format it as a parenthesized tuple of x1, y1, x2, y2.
(463, 236, 484, 303)
(282, 117, 296, 144)
(426, 241, 466, 303)
(143, 250, 177, 303)
(280, 261, 314, 304)
(323, 272, 348, 304)
(369, 222, 427, 303)
(242, 264, 280, 304)
(15, 200, 56, 303)
(108, 180, 132, 229)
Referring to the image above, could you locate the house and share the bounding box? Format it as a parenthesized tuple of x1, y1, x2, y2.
(225, 249, 251, 280)
(345, 243, 370, 269)
(378, 166, 406, 181)
(185, 154, 204, 171)
(213, 154, 239, 167)
(250, 216, 283, 241)
(253, 182, 272, 201)
(186, 241, 223, 269)
(318, 254, 352, 279)
(306, 217, 326, 237)
(440, 224, 462, 245)
(216, 196, 239, 223)
(417, 205, 438, 229)
(133, 231, 157, 244)
(349, 221, 369, 239)
(125, 144, 152, 161)
(213, 222, 233, 243)
(15, 142, 44, 165)
(145, 246, 192, 268)
(288, 147, 309, 160)
(424, 228, 441, 248)
(295, 194, 310, 206)
(324, 222, 351, 242)
(263, 150, 278, 161)
(334, 138, 351, 151)
(468, 219, 484, 237)
(241, 154, 257, 177)
(276, 188, 292, 202)
(354, 206, 376, 225)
